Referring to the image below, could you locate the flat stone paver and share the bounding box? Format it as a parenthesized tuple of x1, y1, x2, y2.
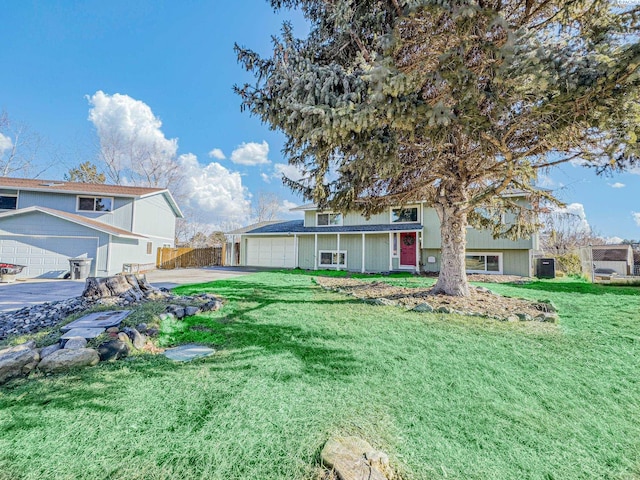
(163, 344, 215, 362)
(61, 327, 106, 339)
(60, 310, 131, 332)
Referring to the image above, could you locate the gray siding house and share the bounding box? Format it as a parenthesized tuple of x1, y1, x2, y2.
(229, 202, 537, 277)
(0, 177, 182, 278)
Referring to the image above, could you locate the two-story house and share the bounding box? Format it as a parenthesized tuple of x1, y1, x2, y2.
(0, 177, 182, 278)
(228, 201, 537, 277)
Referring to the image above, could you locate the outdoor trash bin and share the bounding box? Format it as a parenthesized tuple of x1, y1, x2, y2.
(68, 258, 93, 280)
(0, 263, 25, 283)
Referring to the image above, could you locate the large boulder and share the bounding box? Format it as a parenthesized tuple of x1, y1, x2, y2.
(321, 436, 393, 480)
(37, 348, 100, 374)
(40, 343, 61, 359)
(0, 341, 40, 384)
(63, 337, 87, 350)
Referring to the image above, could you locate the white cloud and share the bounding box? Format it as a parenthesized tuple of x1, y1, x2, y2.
(230, 141, 270, 166)
(551, 202, 591, 232)
(208, 148, 226, 160)
(87, 91, 179, 186)
(605, 236, 624, 244)
(273, 162, 305, 182)
(88, 91, 178, 159)
(633, 212, 640, 227)
(0, 133, 12, 154)
(260, 172, 271, 183)
(178, 154, 251, 224)
(609, 182, 625, 188)
(87, 91, 252, 226)
(281, 200, 298, 211)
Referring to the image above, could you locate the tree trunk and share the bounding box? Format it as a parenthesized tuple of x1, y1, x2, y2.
(432, 193, 470, 297)
(82, 274, 152, 299)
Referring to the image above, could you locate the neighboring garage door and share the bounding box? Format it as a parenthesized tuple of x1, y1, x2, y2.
(0, 236, 98, 279)
(246, 237, 296, 268)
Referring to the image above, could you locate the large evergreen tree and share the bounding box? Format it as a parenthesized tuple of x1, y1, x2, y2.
(236, 0, 639, 296)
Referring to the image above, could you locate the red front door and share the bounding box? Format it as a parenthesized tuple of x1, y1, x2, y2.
(400, 232, 417, 266)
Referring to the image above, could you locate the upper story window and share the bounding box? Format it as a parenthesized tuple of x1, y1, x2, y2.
(391, 207, 418, 223)
(77, 196, 113, 212)
(317, 212, 342, 226)
(0, 195, 17, 210)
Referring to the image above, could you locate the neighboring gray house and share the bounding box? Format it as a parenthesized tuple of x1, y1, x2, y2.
(228, 201, 537, 276)
(0, 177, 182, 278)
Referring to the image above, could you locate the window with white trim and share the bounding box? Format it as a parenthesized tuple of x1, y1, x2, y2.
(319, 250, 347, 267)
(77, 196, 113, 212)
(391, 207, 418, 223)
(0, 195, 17, 210)
(317, 212, 342, 226)
(465, 253, 502, 274)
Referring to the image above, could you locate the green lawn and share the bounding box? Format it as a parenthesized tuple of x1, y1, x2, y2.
(1, 272, 639, 479)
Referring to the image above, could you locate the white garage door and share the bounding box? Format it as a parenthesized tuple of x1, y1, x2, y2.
(246, 237, 296, 268)
(0, 236, 98, 279)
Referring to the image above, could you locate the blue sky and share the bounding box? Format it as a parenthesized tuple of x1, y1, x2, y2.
(1, 1, 638, 239)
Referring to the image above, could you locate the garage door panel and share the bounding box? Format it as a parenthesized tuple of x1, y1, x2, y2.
(246, 237, 295, 268)
(0, 236, 97, 279)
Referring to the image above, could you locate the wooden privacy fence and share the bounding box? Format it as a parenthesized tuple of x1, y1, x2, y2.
(156, 246, 225, 270)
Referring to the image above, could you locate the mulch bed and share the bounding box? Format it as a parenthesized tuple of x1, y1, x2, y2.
(314, 277, 557, 322)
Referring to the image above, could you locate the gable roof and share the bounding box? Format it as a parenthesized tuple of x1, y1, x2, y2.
(0, 206, 148, 239)
(0, 176, 183, 218)
(240, 219, 423, 234)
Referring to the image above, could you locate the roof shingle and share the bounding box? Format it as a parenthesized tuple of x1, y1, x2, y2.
(0, 177, 166, 197)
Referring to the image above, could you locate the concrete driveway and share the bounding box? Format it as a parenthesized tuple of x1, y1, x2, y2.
(0, 267, 254, 313)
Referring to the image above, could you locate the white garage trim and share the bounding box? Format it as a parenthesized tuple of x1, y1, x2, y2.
(0, 233, 100, 278)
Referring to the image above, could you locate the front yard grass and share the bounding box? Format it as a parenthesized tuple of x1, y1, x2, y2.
(1, 272, 639, 479)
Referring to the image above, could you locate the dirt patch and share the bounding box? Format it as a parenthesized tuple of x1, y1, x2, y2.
(315, 277, 557, 322)
(467, 274, 532, 284)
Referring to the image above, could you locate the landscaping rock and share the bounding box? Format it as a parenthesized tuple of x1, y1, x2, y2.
(123, 327, 145, 349)
(40, 343, 61, 359)
(97, 340, 130, 362)
(185, 306, 200, 317)
(166, 305, 185, 319)
(537, 312, 558, 323)
(135, 323, 148, 333)
(0, 297, 91, 341)
(412, 302, 434, 313)
(37, 348, 100, 373)
(106, 327, 119, 333)
(436, 306, 452, 314)
(0, 342, 40, 384)
(321, 436, 392, 480)
(201, 300, 222, 312)
(516, 313, 533, 322)
(63, 336, 87, 350)
(146, 328, 159, 337)
(117, 332, 131, 344)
